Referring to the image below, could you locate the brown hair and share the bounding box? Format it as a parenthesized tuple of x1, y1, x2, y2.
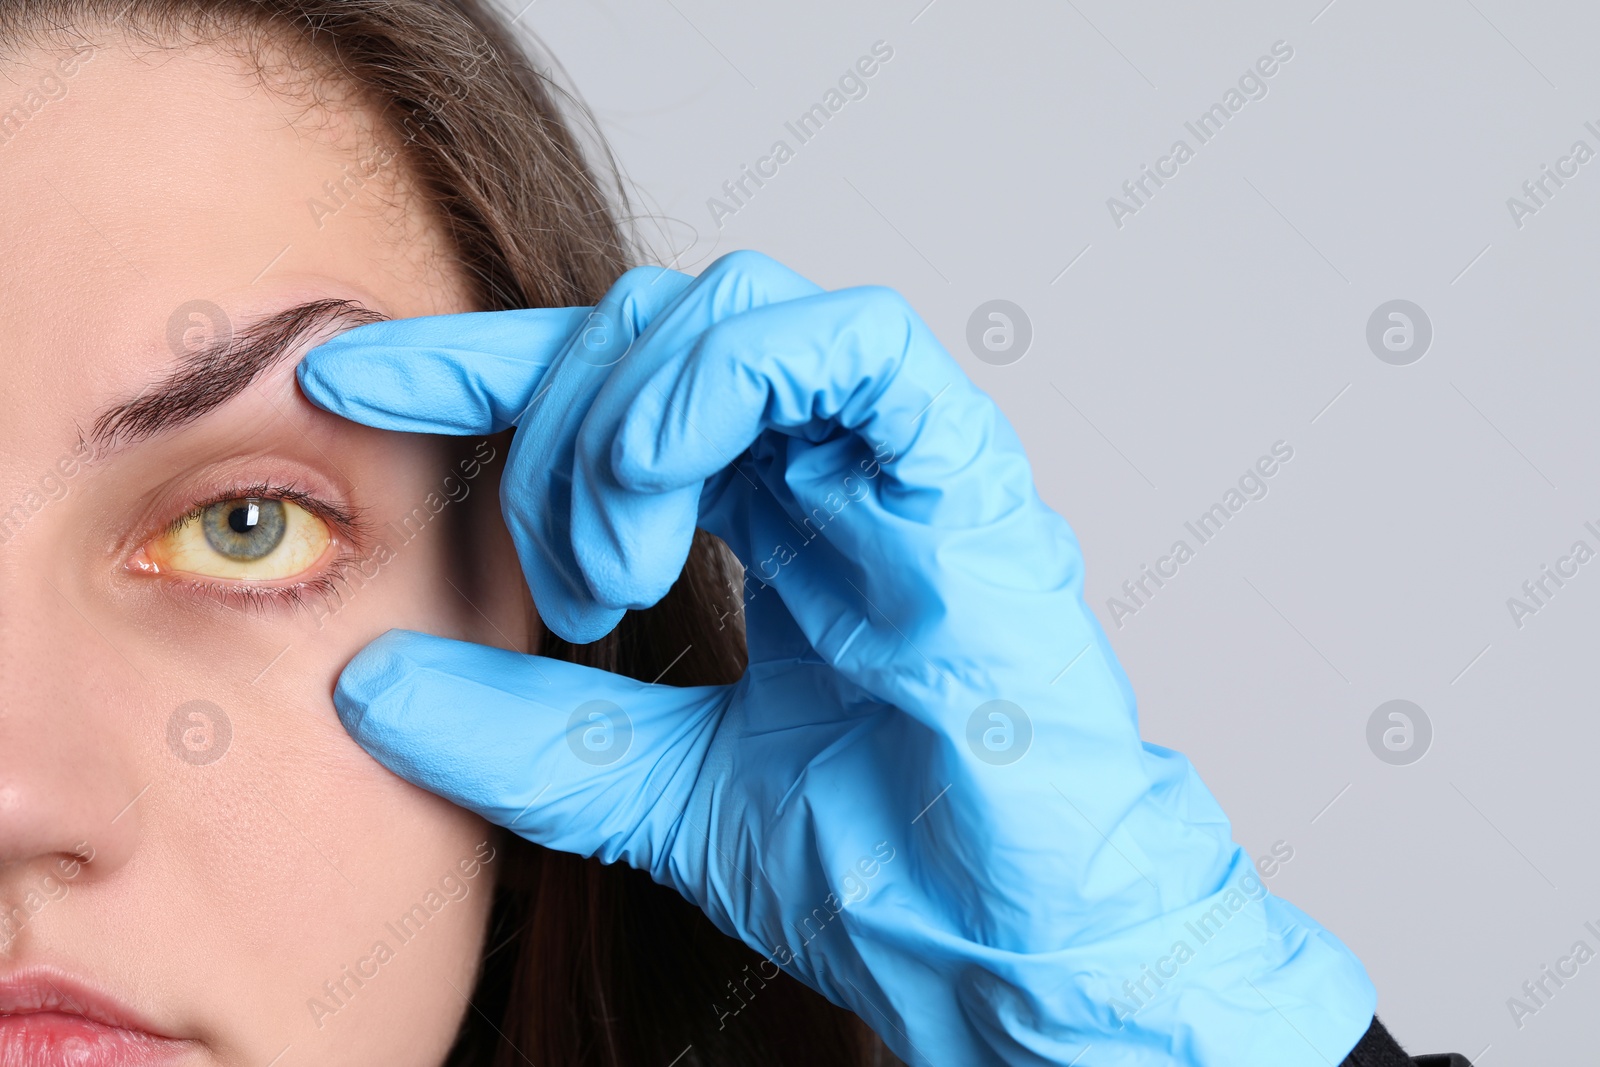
(1, 0, 892, 1062)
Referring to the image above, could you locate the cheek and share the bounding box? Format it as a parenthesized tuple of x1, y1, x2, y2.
(142, 660, 497, 1063)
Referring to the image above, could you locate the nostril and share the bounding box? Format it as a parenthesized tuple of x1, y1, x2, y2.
(0, 757, 145, 879)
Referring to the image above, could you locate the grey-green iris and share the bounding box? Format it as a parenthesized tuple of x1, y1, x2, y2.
(201, 497, 286, 561)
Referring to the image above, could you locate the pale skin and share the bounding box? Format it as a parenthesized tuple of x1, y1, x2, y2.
(0, 30, 531, 1066)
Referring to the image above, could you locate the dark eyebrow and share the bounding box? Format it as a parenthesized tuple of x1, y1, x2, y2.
(88, 298, 387, 456)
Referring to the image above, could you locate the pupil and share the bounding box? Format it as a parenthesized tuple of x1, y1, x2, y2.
(229, 502, 260, 534)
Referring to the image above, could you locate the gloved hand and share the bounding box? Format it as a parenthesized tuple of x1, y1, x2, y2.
(297, 250, 1376, 1066)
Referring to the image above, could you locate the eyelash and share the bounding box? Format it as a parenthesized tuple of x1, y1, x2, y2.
(156, 481, 371, 617)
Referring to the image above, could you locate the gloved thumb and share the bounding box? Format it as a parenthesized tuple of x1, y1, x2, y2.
(334, 629, 725, 872)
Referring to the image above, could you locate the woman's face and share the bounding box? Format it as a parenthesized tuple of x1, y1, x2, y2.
(0, 32, 530, 1066)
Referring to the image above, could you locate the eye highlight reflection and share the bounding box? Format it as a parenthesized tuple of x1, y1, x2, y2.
(136, 495, 333, 581)
(205, 498, 287, 561)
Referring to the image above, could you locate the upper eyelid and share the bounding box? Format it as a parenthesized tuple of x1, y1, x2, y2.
(108, 449, 363, 563)
(161, 483, 368, 544)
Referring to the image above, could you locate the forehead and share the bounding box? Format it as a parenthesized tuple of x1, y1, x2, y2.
(0, 33, 461, 460)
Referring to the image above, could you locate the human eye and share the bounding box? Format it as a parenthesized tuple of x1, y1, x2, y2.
(126, 484, 362, 611)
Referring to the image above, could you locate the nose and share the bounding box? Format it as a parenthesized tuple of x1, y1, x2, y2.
(0, 565, 145, 894)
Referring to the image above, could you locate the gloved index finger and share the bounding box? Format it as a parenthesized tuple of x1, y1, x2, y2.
(296, 305, 593, 434)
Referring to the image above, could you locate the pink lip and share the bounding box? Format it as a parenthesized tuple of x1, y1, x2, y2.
(0, 968, 192, 1066)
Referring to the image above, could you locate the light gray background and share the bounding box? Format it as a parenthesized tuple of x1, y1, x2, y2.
(501, 1, 1599, 1062)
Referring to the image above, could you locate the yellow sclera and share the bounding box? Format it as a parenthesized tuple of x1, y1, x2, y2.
(149, 497, 332, 581)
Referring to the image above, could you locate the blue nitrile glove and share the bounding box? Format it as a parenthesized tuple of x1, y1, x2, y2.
(297, 250, 1376, 1066)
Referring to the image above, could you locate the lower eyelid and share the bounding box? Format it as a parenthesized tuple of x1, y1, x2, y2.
(149, 543, 362, 618)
